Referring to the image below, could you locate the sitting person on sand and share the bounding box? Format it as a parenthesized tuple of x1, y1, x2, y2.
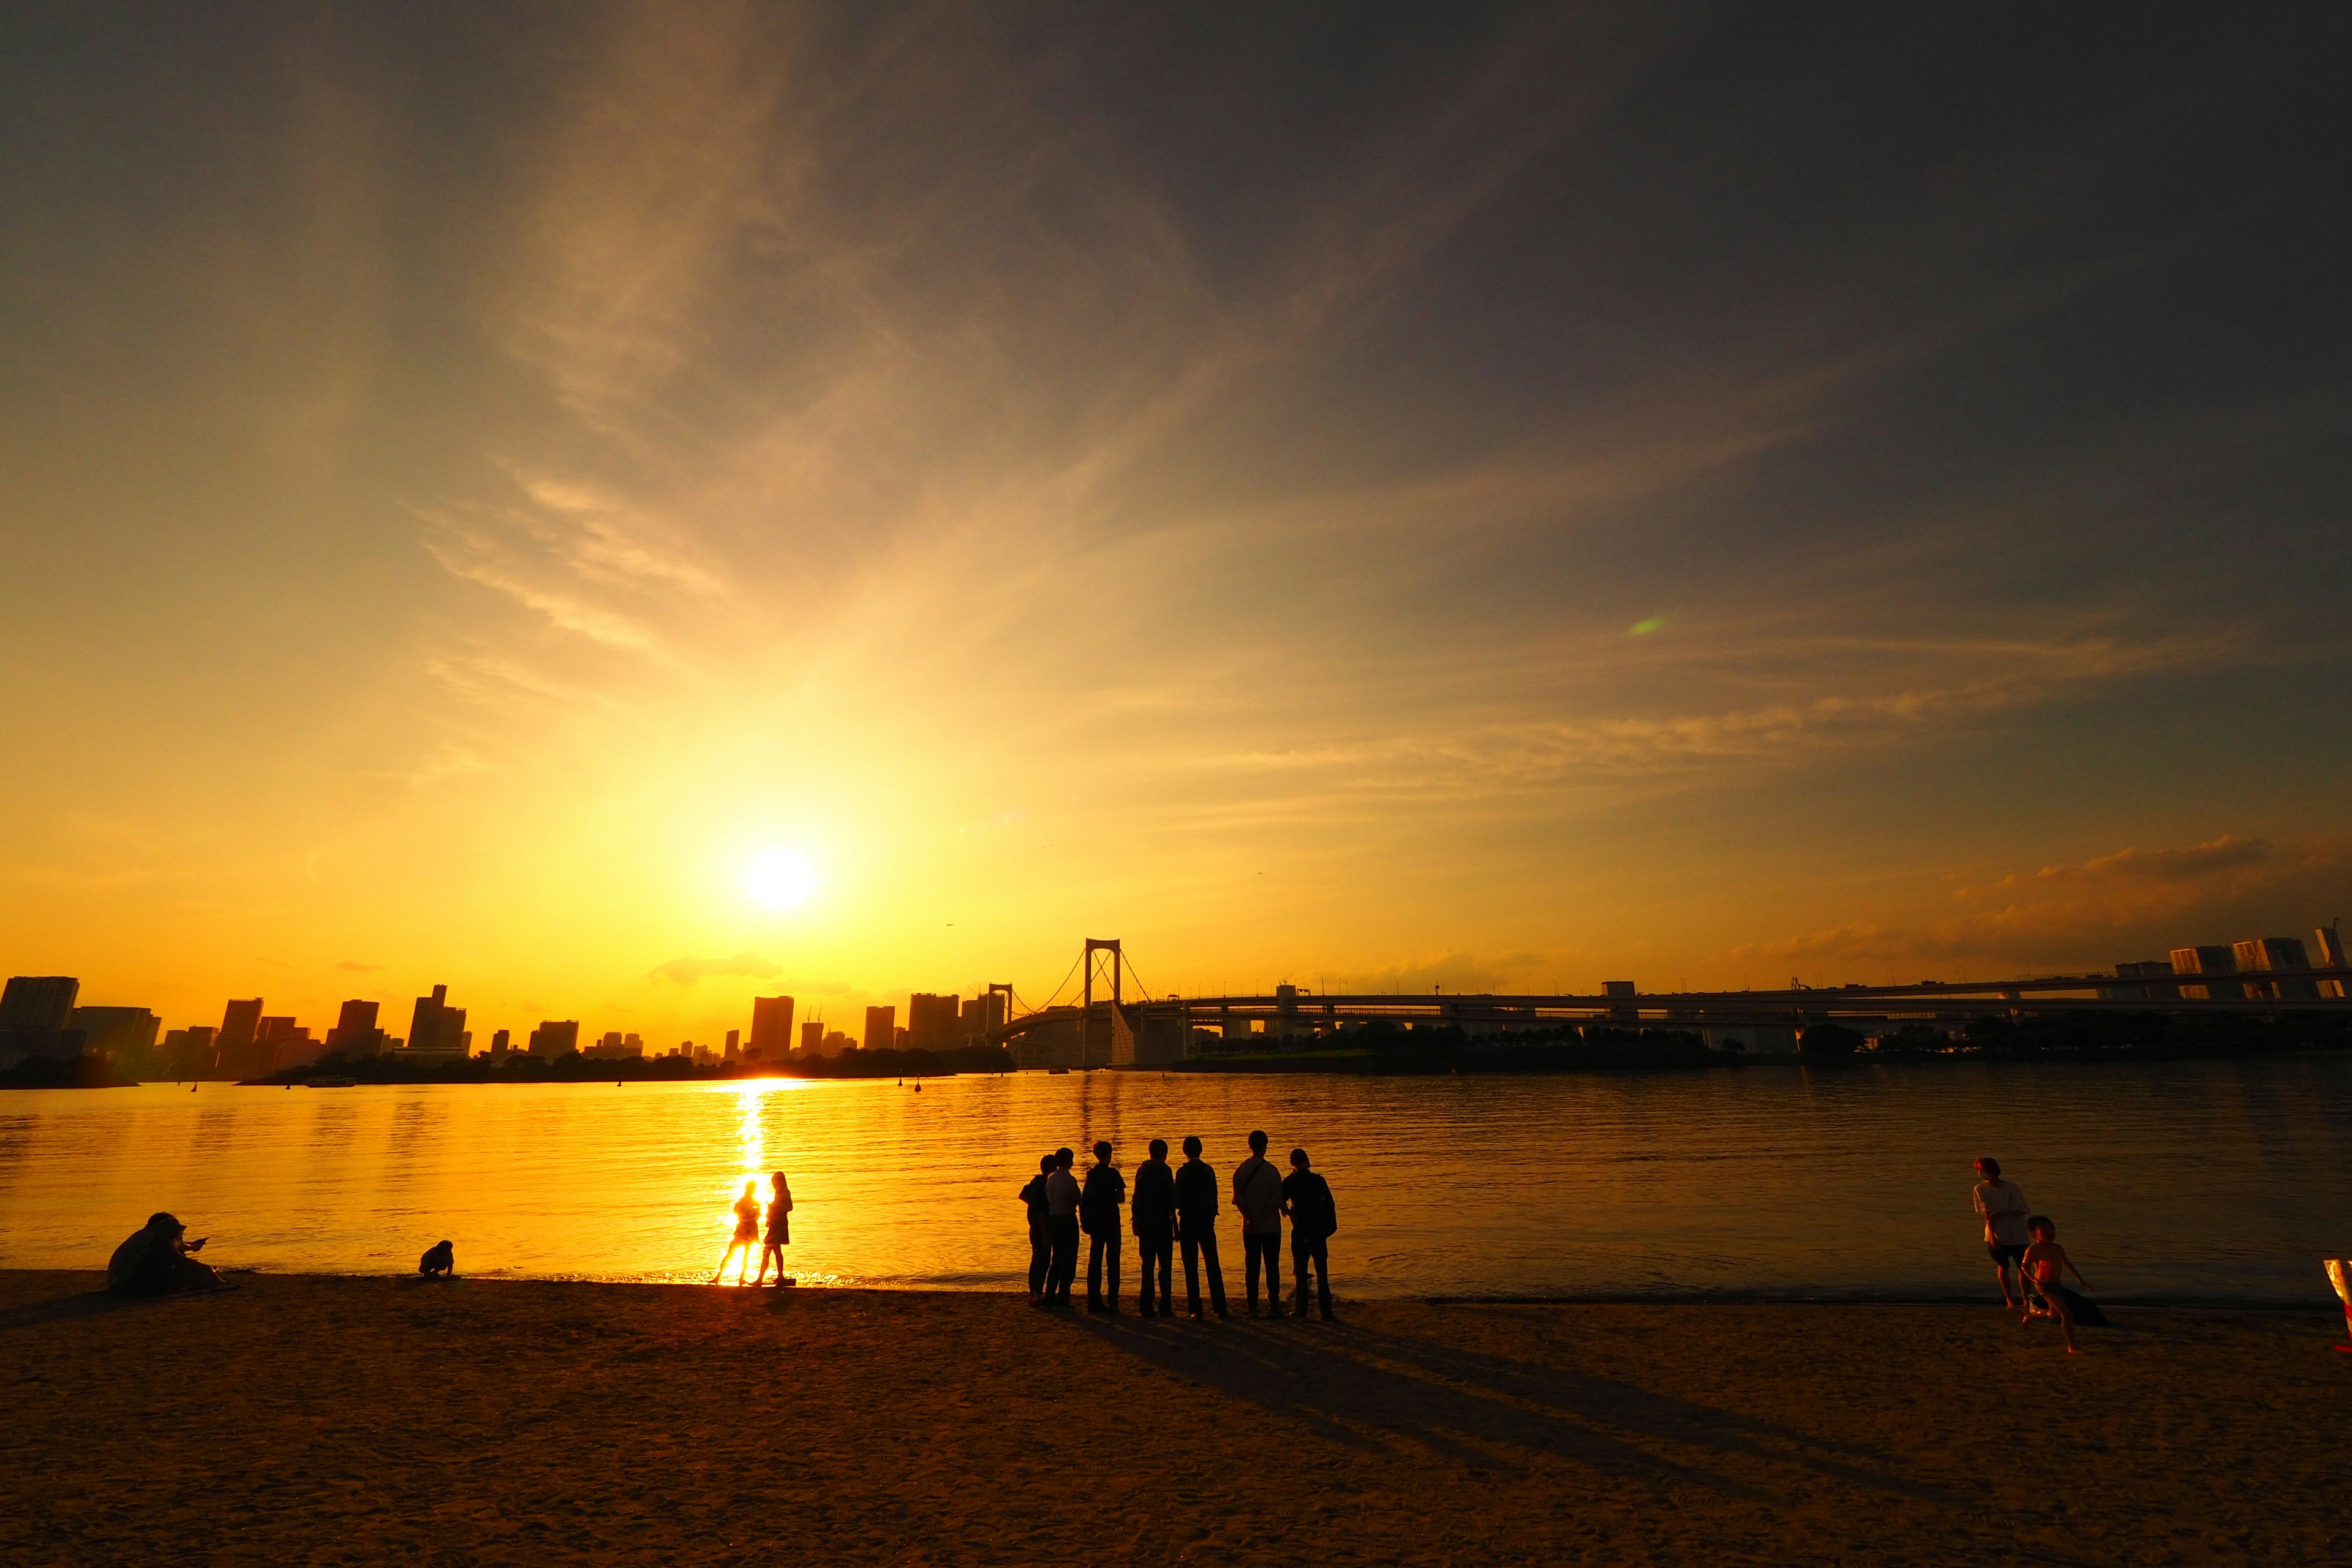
(712, 1178, 763, 1284)
(753, 1171, 794, 1287)
(419, 1240, 454, 1278)
(2019, 1216, 2093, 1354)
(107, 1213, 233, 1297)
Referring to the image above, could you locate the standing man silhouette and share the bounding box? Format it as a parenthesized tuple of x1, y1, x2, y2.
(1131, 1137, 1177, 1317)
(1175, 1135, 1227, 1319)
(1019, 1154, 1055, 1305)
(1281, 1147, 1338, 1321)
(1082, 1140, 1127, 1313)
(1044, 1147, 1082, 1306)
(1232, 1129, 1286, 1317)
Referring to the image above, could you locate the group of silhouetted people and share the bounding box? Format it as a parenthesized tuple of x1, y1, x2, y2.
(1019, 1129, 1338, 1320)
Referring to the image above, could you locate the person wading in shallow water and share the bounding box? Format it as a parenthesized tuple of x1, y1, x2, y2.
(1972, 1157, 2032, 1308)
(713, 1179, 761, 1284)
(753, 1170, 794, 1287)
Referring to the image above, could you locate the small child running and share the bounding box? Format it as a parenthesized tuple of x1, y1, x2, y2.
(2019, 1216, 2092, 1354)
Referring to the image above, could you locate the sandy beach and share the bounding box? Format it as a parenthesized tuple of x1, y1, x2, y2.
(2, 1270, 2343, 1565)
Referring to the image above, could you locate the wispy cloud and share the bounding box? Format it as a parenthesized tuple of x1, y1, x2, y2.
(649, 951, 782, 985)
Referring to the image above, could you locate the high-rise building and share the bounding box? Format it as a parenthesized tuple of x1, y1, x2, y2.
(2100, 961, 2178, 1002)
(163, 1025, 218, 1077)
(527, 1020, 580, 1057)
(67, 1006, 160, 1071)
(489, 1028, 511, 1056)
(864, 1005, 895, 1052)
(216, 998, 264, 1076)
(406, 985, 469, 1056)
(2169, 946, 2243, 1001)
(251, 1015, 312, 1074)
(751, 995, 796, 1058)
(325, 999, 385, 1058)
(1, 976, 79, 1031)
(723, 1028, 740, 1061)
(2236, 937, 2316, 1000)
(799, 1020, 824, 1056)
(822, 1029, 851, 1054)
(907, 993, 962, 1048)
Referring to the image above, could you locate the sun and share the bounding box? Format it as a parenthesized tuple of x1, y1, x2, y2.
(742, 846, 820, 912)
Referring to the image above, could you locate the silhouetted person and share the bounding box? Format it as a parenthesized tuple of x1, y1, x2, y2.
(419, 1240, 454, 1278)
(1232, 1129, 1286, 1317)
(1972, 1157, 2031, 1309)
(1044, 1147, 1082, 1305)
(1131, 1137, 1177, 1317)
(713, 1178, 761, 1284)
(107, 1213, 232, 1297)
(754, 1171, 794, 1286)
(1281, 1148, 1338, 1321)
(1082, 1140, 1127, 1313)
(2019, 1216, 2097, 1354)
(1019, 1153, 1055, 1305)
(1175, 1135, 1227, 1319)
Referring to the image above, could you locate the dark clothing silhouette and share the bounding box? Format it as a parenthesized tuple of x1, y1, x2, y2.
(1174, 1156, 1227, 1316)
(1082, 1163, 1126, 1311)
(1080, 1163, 1126, 1237)
(1174, 1158, 1219, 1231)
(1046, 1216, 1080, 1302)
(1019, 1175, 1052, 1298)
(1242, 1231, 1281, 1316)
(419, 1240, 454, 1278)
(106, 1214, 224, 1297)
(1131, 1157, 1177, 1316)
(1283, 1168, 1337, 1319)
(1181, 1231, 1227, 1317)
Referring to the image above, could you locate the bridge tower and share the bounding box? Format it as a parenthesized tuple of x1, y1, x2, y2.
(1082, 938, 1121, 1068)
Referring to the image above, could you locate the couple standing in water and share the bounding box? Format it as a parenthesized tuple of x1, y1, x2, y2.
(714, 1171, 794, 1286)
(1021, 1129, 1338, 1321)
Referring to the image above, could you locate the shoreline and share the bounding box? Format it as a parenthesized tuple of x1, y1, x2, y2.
(5, 1268, 2345, 1563)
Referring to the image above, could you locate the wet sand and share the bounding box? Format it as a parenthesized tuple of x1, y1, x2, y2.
(2, 1270, 2344, 1564)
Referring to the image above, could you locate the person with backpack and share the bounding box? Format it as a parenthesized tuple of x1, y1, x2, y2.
(1281, 1147, 1338, 1322)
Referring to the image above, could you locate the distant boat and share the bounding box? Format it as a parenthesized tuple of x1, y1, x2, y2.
(309, 1077, 356, 1088)
(1047, 1067, 1070, 1076)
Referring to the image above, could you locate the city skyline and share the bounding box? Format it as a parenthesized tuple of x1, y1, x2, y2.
(4, 8, 2348, 1041)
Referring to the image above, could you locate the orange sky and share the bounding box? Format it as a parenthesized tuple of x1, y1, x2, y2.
(3, 5, 2347, 1045)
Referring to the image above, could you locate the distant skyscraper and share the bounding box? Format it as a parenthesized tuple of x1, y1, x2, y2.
(2317, 924, 2348, 999)
(326, 999, 385, 1058)
(69, 1006, 160, 1070)
(489, 1028, 511, 1055)
(2169, 946, 2243, 1001)
(527, 1020, 579, 1057)
(863, 1005, 894, 1051)
(751, 995, 795, 1058)
(216, 998, 264, 1076)
(723, 1028, 740, 1061)
(407, 985, 469, 1055)
(799, 1020, 823, 1055)
(1, 976, 79, 1031)
(907, 993, 960, 1047)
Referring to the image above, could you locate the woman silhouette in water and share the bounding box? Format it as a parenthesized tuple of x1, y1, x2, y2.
(713, 1178, 762, 1284)
(753, 1170, 794, 1286)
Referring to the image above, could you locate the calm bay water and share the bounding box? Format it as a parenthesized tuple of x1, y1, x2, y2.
(3, 1059, 2348, 1303)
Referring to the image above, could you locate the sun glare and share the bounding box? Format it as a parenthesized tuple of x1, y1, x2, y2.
(742, 846, 820, 912)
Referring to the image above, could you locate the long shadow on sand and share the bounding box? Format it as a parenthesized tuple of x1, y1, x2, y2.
(0, 1287, 148, 1333)
(1077, 1307, 1951, 1506)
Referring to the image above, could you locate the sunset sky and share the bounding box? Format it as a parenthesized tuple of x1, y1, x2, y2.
(4, 5, 2346, 1042)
